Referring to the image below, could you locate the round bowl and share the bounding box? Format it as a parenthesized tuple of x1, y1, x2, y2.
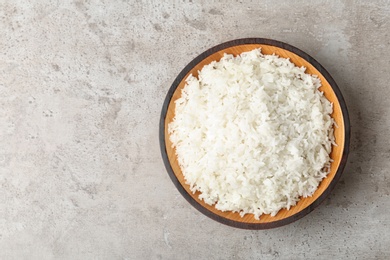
(160, 38, 350, 229)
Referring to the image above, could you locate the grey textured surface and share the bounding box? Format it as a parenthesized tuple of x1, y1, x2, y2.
(0, 0, 389, 259)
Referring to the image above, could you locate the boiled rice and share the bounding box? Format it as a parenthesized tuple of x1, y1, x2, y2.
(168, 48, 334, 219)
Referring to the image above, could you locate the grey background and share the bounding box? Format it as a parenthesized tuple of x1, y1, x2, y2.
(0, 0, 389, 259)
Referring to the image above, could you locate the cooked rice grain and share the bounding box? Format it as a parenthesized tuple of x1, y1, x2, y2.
(168, 49, 334, 219)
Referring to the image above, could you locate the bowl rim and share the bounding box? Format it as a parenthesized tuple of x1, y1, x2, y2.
(159, 38, 351, 229)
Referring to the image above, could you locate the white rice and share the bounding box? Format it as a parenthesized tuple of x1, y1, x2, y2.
(168, 48, 334, 219)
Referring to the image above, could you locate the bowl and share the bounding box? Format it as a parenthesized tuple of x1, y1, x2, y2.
(160, 38, 350, 229)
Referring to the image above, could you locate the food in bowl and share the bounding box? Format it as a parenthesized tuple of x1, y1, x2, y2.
(168, 48, 335, 219)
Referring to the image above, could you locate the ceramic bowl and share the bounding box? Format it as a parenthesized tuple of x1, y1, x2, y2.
(160, 38, 350, 229)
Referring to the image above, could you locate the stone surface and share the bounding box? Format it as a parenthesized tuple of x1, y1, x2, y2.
(0, 0, 389, 259)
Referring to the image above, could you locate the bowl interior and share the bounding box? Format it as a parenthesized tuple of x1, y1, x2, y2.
(164, 43, 346, 226)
